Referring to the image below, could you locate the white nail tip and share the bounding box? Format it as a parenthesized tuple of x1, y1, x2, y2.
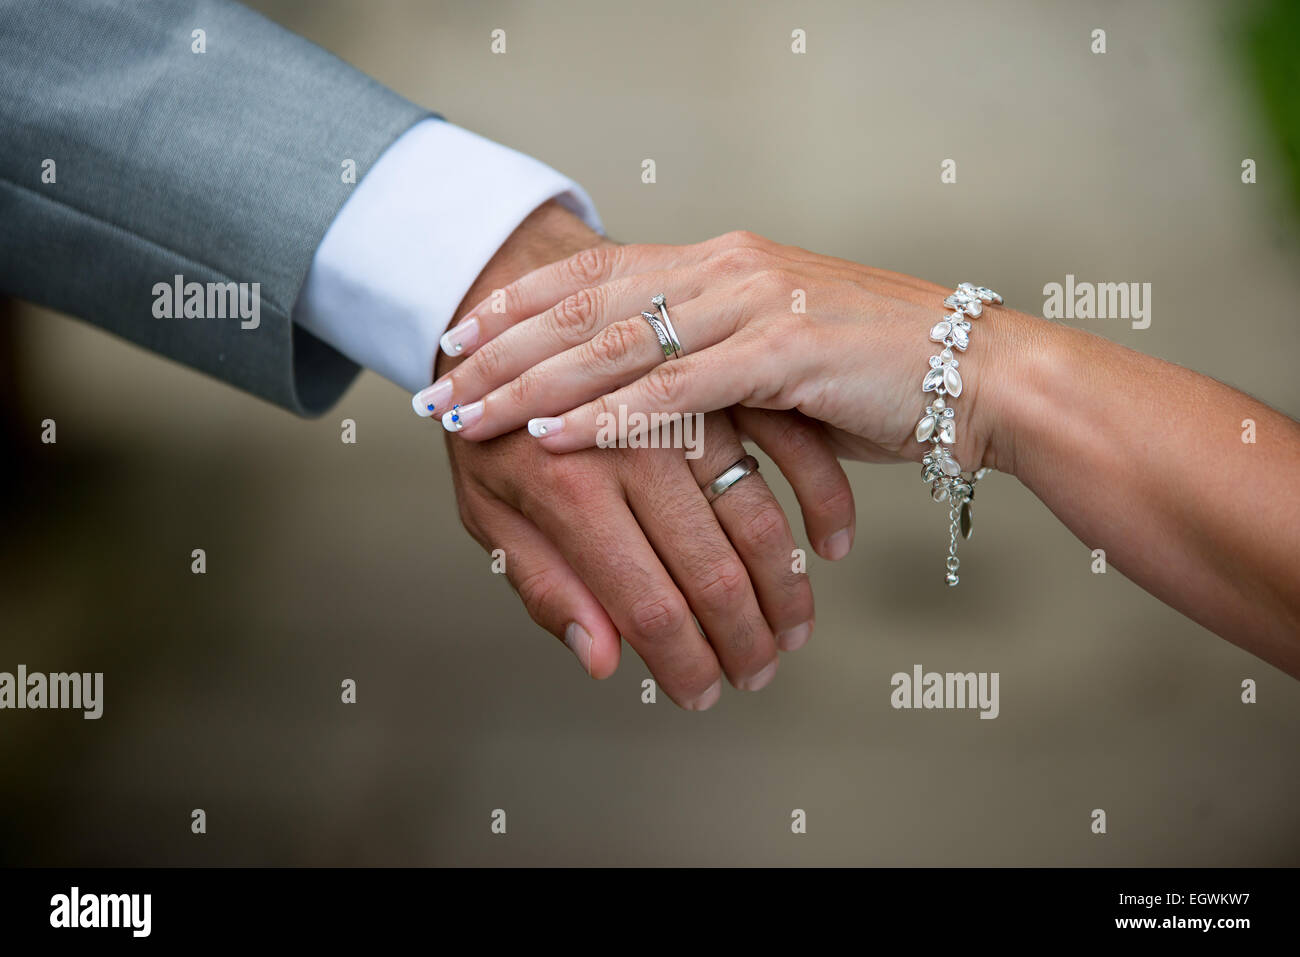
(439, 317, 477, 356)
(528, 418, 563, 438)
(441, 409, 463, 432)
(412, 392, 435, 417)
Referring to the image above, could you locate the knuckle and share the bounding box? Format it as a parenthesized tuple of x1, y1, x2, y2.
(694, 560, 749, 613)
(467, 339, 504, 384)
(643, 361, 687, 406)
(587, 318, 642, 369)
(565, 245, 613, 285)
(756, 267, 796, 294)
(735, 267, 795, 307)
(740, 503, 789, 551)
(774, 417, 821, 460)
(551, 286, 602, 339)
(503, 365, 538, 408)
(720, 229, 766, 250)
(546, 456, 611, 501)
(628, 593, 689, 644)
(711, 243, 770, 276)
(513, 566, 562, 622)
(774, 583, 815, 635)
(813, 481, 856, 520)
(499, 280, 526, 318)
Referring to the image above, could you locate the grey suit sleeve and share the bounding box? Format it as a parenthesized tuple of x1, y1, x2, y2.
(0, 0, 433, 415)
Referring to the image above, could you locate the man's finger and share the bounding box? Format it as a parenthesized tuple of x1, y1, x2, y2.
(623, 444, 781, 691)
(459, 482, 621, 679)
(516, 460, 725, 710)
(688, 414, 816, 652)
(729, 407, 857, 562)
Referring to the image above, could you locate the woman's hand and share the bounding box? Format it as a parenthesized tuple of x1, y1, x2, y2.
(416, 231, 1030, 476)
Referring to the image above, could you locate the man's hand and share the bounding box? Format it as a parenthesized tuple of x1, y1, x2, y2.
(433, 203, 854, 708)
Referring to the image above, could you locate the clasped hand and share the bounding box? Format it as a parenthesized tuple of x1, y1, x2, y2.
(431, 219, 862, 711)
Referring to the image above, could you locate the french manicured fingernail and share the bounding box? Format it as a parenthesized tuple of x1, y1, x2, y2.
(441, 401, 482, 433)
(528, 417, 565, 438)
(824, 527, 853, 561)
(737, 658, 779, 692)
(440, 316, 479, 356)
(563, 622, 594, 676)
(777, 621, 812, 652)
(411, 378, 453, 417)
(687, 677, 722, 711)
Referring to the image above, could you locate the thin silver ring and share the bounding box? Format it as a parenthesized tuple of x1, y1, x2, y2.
(703, 455, 760, 504)
(651, 293, 685, 359)
(639, 311, 676, 361)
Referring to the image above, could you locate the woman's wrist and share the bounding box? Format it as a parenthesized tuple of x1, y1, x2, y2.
(966, 304, 1060, 481)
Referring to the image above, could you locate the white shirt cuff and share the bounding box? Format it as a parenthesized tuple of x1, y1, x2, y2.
(292, 118, 603, 394)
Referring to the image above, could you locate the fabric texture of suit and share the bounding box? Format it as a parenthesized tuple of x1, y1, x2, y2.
(0, 0, 433, 414)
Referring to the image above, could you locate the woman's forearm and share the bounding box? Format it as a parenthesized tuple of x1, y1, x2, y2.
(990, 310, 1300, 674)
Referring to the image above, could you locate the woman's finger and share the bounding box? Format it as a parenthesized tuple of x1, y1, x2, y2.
(434, 244, 626, 361)
(436, 240, 723, 360)
(528, 335, 797, 453)
(454, 232, 779, 348)
(413, 232, 816, 420)
(427, 269, 717, 426)
(729, 408, 857, 562)
(441, 287, 751, 440)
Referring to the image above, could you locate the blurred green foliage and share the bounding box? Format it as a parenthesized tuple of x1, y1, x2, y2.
(1243, 0, 1300, 218)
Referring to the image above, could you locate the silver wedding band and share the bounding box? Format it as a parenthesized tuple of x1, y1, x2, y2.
(703, 455, 760, 504)
(639, 310, 676, 361)
(644, 293, 685, 360)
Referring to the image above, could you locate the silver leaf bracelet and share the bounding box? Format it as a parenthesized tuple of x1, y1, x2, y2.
(916, 282, 1002, 586)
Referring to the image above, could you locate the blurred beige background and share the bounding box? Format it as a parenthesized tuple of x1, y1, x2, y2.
(2, 0, 1298, 865)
